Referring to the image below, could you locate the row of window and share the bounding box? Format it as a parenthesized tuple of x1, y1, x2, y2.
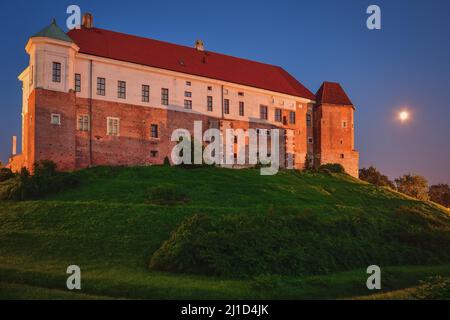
(67, 70, 297, 122)
(50, 113, 159, 138)
(51, 113, 316, 148)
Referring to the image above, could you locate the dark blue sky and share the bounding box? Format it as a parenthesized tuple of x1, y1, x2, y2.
(1, 0, 449, 184)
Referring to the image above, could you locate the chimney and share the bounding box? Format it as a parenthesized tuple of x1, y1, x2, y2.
(12, 136, 17, 156)
(82, 13, 94, 29)
(194, 39, 204, 51)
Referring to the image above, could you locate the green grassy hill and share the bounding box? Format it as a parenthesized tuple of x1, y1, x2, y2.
(0, 166, 449, 299)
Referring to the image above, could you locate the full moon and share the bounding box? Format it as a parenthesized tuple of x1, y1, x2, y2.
(399, 111, 410, 122)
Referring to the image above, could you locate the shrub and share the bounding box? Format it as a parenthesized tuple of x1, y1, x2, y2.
(146, 185, 189, 205)
(0, 161, 80, 201)
(0, 168, 15, 182)
(149, 210, 450, 278)
(163, 156, 171, 166)
(34, 160, 57, 177)
(318, 163, 346, 174)
(359, 166, 395, 189)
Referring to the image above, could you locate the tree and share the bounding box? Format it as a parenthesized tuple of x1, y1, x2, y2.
(429, 184, 450, 208)
(359, 166, 395, 189)
(395, 174, 429, 201)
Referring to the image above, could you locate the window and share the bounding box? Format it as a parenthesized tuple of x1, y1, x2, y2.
(107, 117, 120, 136)
(150, 150, 159, 158)
(275, 108, 282, 122)
(342, 121, 347, 128)
(97, 77, 106, 96)
(118, 81, 126, 99)
(52, 62, 61, 83)
(224, 99, 230, 114)
(207, 96, 213, 111)
(238, 92, 244, 97)
(308, 137, 313, 144)
(260, 105, 268, 120)
(186, 81, 191, 86)
(306, 114, 312, 127)
(185, 91, 192, 98)
(239, 101, 245, 116)
(77, 115, 89, 131)
(161, 88, 169, 105)
(151, 124, 159, 138)
(184, 99, 192, 109)
(51, 113, 61, 125)
(142, 85, 150, 102)
(340, 154, 345, 159)
(207, 86, 213, 91)
(75, 74, 81, 92)
(289, 111, 296, 124)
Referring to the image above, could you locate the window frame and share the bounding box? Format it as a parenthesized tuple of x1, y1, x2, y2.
(52, 62, 61, 83)
(260, 105, 268, 120)
(142, 85, 150, 102)
(275, 108, 282, 122)
(97, 77, 106, 96)
(161, 88, 169, 105)
(151, 124, 159, 139)
(306, 114, 312, 127)
(239, 101, 245, 116)
(289, 111, 296, 124)
(50, 113, 61, 125)
(207, 96, 213, 111)
(75, 73, 81, 92)
(184, 99, 192, 109)
(224, 99, 230, 114)
(107, 117, 120, 136)
(117, 81, 126, 99)
(77, 114, 90, 131)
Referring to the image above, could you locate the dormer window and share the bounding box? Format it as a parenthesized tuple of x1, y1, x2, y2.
(52, 62, 61, 83)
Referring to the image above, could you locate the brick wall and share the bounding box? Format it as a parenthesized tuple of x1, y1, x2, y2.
(15, 88, 344, 173)
(313, 103, 359, 177)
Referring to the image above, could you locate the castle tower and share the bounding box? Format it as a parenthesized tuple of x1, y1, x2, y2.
(18, 19, 79, 171)
(313, 82, 359, 177)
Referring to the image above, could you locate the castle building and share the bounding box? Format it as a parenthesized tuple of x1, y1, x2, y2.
(8, 14, 359, 177)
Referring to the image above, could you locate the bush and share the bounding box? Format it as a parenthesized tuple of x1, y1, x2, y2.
(318, 163, 346, 174)
(0, 161, 80, 201)
(163, 157, 171, 166)
(34, 160, 57, 177)
(146, 185, 189, 205)
(149, 210, 450, 278)
(0, 168, 15, 182)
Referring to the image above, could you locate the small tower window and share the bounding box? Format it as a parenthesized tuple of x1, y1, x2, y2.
(52, 62, 61, 83)
(306, 114, 312, 127)
(51, 113, 61, 125)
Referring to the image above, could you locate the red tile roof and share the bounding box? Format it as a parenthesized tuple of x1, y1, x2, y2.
(67, 28, 315, 100)
(315, 81, 353, 105)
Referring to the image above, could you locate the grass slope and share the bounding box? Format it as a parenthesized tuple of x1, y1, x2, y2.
(0, 166, 449, 299)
